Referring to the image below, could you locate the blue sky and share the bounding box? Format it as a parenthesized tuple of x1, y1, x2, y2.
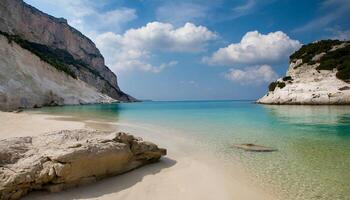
(25, 0, 350, 100)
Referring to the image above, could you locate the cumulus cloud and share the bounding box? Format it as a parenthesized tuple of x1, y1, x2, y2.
(67, 7, 137, 35)
(111, 22, 217, 53)
(96, 22, 217, 73)
(204, 31, 301, 66)
(225, 65, 278, 85)
(24, 0, 137, 35)
(24, 1, 218, 73)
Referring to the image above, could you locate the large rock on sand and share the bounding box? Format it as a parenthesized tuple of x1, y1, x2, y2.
(0, 130, 166, 200)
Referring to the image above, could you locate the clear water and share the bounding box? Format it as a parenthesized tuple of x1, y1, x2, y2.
(35, 101, 350, 200)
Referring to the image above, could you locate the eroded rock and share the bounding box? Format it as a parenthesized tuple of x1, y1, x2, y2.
(0, 130, 166, 200)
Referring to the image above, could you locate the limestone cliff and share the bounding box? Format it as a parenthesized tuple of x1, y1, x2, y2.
(257, 40, 350, 104)
(0, 0, 135, 106)
(0, 35, 116, 111)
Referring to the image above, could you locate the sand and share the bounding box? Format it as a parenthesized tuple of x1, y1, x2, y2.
(0, 111, 276, 200)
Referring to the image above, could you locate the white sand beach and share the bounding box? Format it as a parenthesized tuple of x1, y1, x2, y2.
(0, 111, 276, 200)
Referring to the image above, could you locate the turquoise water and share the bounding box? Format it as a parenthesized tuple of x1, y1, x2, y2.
(36, 101, 350, 200)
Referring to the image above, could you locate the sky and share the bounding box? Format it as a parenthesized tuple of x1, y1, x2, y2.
(24, 0, 350, 101)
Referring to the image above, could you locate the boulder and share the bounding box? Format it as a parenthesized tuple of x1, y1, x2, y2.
(0, 130, 166, 200)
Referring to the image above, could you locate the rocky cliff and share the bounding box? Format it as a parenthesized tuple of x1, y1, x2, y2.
(0, 0, 134, 109)
(257, 40, 350, 104)
(0, 34, 117, 111)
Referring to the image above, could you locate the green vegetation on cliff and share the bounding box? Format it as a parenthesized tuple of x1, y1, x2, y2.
(0, 31, 126, 91)
(0, 31, 78, 79)
(290, 40, 343, 65)
(317, 44, 350, 82)
(289, 40, 350, 82)
(269, 81, 286, 91)
(282, 76, 293, 81)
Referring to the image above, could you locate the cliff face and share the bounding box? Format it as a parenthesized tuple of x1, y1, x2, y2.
(257, 40, 350, 105)
(0, 35, 115, 111)
(0, 0, 134, 102)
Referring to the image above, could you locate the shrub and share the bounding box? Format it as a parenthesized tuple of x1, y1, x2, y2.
(282, 76, 293, 81)
(269, 81, 278, 91)
(290, 40, 343, 64)
(289, 38, 350, 82)
(317, 44, 350, 82)
(268, 81, 286, 92)
(277, 82, 286, 89)
(336, 60, 350, 82)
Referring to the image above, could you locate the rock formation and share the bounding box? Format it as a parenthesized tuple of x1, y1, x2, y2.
(0, 35, 115, 111)
(258, 40, 350, 104)
(0, 130, 166, 200)
(0, 0, 135, 111)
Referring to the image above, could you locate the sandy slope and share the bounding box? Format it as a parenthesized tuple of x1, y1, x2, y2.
(0, 111, 275, 200)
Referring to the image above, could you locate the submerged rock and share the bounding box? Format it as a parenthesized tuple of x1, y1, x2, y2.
(0, 130, 166, 200)
(233, 144, 277, 152)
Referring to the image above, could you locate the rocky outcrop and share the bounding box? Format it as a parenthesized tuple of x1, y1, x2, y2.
(0, 0, 134, 102)
(0, 130, 166, 200)
(0, 35, 115, 111)
(257, 40, 350, 104)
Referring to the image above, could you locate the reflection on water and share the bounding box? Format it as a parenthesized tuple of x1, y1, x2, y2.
(262, 105, 350, 138)
(263, 105, 350, 125)
(31, 101, 350, 200)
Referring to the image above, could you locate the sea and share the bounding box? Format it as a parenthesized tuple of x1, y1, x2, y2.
(34, 100, 350, 200)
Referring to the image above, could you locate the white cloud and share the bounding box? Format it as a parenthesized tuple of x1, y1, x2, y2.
(204, 31, 301, 66)
(229, 0, 279, 20)
(96, 22, 217, 73)
(24, 0, 137, 34)
(68, 7, 137, 35)
(225, 65, 278, 85)
(24, 1, 219, 75)
(155, 0, 276, 25)
(231, 0, 256, 19)
(156, 2, 208, 25)
(114, 22, 217, 53)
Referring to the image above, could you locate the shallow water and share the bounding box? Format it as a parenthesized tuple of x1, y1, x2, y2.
(35, 101, 350, 200)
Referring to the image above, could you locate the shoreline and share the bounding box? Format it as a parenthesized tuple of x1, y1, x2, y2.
(0, 111, 277, 200)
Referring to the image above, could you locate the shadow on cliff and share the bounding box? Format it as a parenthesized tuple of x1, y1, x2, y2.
(23, 157, 177, 200)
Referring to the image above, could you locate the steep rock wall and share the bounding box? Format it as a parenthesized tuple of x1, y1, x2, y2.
(0, 35, 115, 111)
(0, 0, 134, 101)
